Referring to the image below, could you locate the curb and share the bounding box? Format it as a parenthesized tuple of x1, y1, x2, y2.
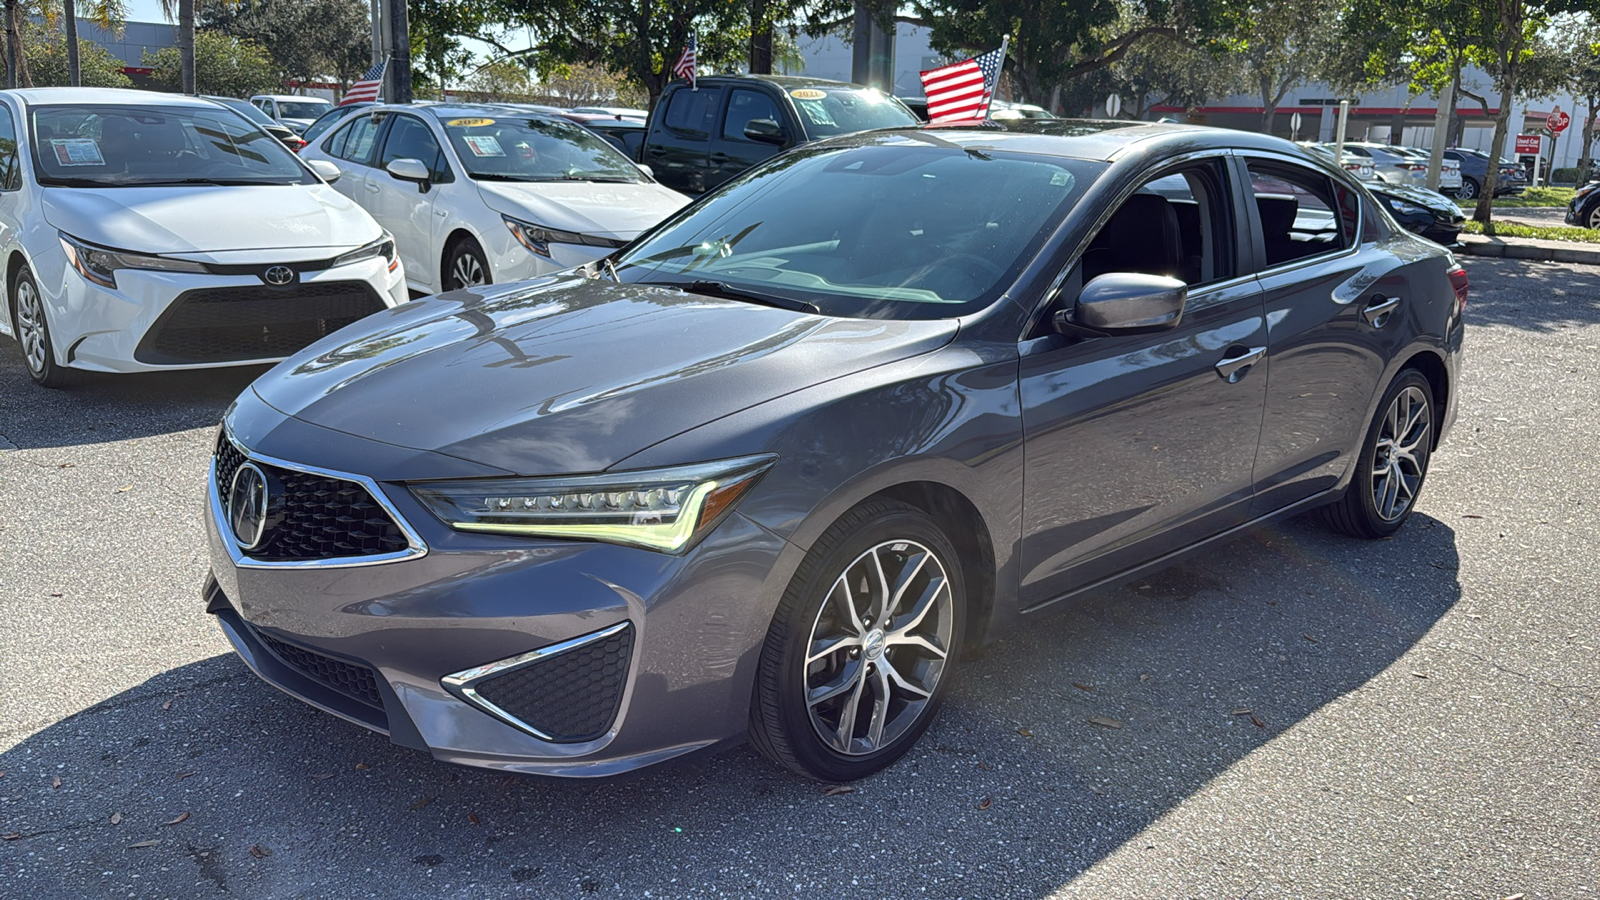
(1457, 234, 1600, 265)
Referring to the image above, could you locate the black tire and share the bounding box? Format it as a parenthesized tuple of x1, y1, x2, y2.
(443, 237, 491, 292)
(749, 499, 966, 782)
(10, 263, 72, 388)
(1323, 369, 1435, 538)
(1457, 177, 1479, 200)
(1586, 202, 1600, 231)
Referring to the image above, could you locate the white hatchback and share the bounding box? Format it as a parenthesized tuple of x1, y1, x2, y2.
(300, 103, 688, 294)
(0, 88, 407, 387)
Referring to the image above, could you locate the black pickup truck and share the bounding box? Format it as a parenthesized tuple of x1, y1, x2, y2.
(638, 74, 919, 194)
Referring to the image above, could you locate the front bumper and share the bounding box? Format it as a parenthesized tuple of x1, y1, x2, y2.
(204, 404, 799, 777)
(37, 243, 408, 373)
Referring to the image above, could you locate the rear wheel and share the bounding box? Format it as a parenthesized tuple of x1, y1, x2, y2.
(10, 264, 72, 388)
(1323, 370, 1434, 538)
(443, 237, 490, 292)
(749, 500, 965, 781)
(1457, 177, 1479, 200)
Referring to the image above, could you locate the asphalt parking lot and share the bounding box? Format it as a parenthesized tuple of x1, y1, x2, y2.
(2, 257, 1597, 899)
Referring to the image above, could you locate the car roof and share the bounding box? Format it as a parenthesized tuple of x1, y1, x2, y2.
(877, 118, 1307, 163)
(685, 74, 880, 92)
(252, 94, 330, 102)
(2, 86, 230, 108)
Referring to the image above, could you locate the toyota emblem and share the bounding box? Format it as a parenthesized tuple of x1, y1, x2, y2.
(227, 463, 282, 551)
(263, 265, 296, 286)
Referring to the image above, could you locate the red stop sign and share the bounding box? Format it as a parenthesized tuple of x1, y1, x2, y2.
(1548, 110, 1571, 133)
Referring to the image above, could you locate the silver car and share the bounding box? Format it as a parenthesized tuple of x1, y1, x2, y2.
(205, 122, 1466, 782)
(1335, 142, 1433, 189)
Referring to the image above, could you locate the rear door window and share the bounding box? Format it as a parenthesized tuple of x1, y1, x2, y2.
(661, 88, 723, 140)
(721, 89, 784, 142)
(335, 113, 383, 167)
(1245, 160, 1358, 268)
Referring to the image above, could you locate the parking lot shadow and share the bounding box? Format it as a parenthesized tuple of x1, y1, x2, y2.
(0, 513, 1460, 897)
(1461, 255, 1600, 331)
(0, 343, 266, 450)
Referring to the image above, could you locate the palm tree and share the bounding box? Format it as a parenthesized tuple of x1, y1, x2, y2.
(50, 0, 126, 86)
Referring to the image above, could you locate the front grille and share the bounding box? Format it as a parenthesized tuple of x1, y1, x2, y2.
(255, 630, 384, 709)
(214, 432, 410, 562)
(472, 625, 634, 743)
(136, 282, 385, 365)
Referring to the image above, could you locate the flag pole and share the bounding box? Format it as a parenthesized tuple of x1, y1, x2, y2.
(984, 34, 1009, 123)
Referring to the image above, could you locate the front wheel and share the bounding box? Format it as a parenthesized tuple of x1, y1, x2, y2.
(1457, 177, 1479, 200)
(1586, 203, 1600, 231)
(1323, 370, 1434, 538)
(11, 264, 72, 388)
(443, 237, 490, 292)
(749, 500, 966, 781)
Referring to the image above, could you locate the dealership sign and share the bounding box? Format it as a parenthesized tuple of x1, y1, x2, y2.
(1514, 134, 1541, 154)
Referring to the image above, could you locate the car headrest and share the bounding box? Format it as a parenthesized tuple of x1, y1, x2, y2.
(1256, 194, 1299, 235)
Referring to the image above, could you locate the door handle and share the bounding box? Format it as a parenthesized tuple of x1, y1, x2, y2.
(709, 152, 729, 162)
(1215, 345, 1266, 383)
(1362, 295, 1400, 327)
(646, 147, 667, 156)
(363, 182, 380, 193)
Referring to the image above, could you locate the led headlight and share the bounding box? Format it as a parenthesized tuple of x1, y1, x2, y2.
(332, 233, 398, 271)
(59, 232, 208, 288)
(504, 215, 628, 259)
(410, 455, 776, 553)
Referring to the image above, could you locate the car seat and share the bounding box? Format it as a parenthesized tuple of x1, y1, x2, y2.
(1080, 193, 1184, 284)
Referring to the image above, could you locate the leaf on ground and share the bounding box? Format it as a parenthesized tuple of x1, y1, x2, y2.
(58, 462, 74, 468)
(311, 773, 334, 781)
(249, 844, 272, 858)
(1089, 716, 1124, 729)
(1138, 673, 1150, 683)
(175, 772, 195, 780)
(1412, 671, 1429, 679)
(110, 812, 122, 825)
(823, 785, 854, 796)
(161, 698, 173, 711)
(49, 592, 62, 598)
(467, 813, 480, 825)
(408, 796, 433, 811)
(1016, 728, 1033, 737)
(1087, 784, 1107, 795)
(1501, 894, 1525, 900)
(166, 812, 190, 826)
(1302, 633, 1319, 643)
(1251, 716, 1265, 728)
(51, 775, 61, 789)
(1231, 708, 1252, 716)
(1461, 514, 1484, 519)
(1, 832, 20, 841)
(116, 485, 132, 493)
(355, 763, 370, 771)
(1071, 683, 1094, 691)
(976, 797, 992, 810)
(128, 840, 160, 849)
(975, 762, 989, 770)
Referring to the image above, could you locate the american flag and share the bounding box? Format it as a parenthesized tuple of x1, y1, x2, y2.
(341, 61, 386, 106)
(919, 40, 1007, 123)
(672, 34, 697, 90)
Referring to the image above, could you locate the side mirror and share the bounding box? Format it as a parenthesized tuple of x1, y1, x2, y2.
(1059, 272, 1188, 335)
(743, 118, 787, 145)
(636, 163, 655, 179)
(386, 157, 431, 189)
(306, 159, 341, 184)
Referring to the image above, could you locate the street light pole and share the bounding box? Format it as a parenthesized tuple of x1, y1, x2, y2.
(386, 0, 410, 103)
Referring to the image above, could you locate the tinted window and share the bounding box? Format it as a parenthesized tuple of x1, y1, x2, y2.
(336, 113, 382, 166)
(29, 103, 314, 187)
(303, 106, 357, 145)
(441, 114, 642, 183)
(722, 89, 784, 141)
(662, 88, 722, 139)
(277, 100, 332, 120)
(0, 104, 18, 191)
(1082, 164, 1234, 287)
(1246, 160, 1354, 268)
(379, 114, 450, 182)
(616, 139, 1101, 319)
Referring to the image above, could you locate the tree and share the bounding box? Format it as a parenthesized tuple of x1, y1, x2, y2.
(146, 29, 277, 95)
(20, 18, 131, 86)
(1236, 0, 1365, 133)
(1537, 15, 1600, 182)
(32, 0, 127, 86)
(202, 0, 371, 90)
(1104, 31, 1245, 119)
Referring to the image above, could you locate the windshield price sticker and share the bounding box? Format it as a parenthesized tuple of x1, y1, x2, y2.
(463, 135, 505, 157)
(448, 118, 496, 127)
(51, 138, 105, 166)
(790, 89, 827, 100)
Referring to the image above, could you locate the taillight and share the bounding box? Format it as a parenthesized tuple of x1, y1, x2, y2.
(1447, 264, 1469, 312)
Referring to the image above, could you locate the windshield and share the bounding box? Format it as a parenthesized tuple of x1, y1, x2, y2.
(613, 138, 1100, 319)
(440, 113, 644, 182)
(302, 106, 357, 144)
(278, 101, 330, 120)
(787, 88, 918, 138)
(30, 104, 315, 187)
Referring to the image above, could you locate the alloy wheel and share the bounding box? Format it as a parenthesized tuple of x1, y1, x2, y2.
(1371, 385, 1431, 522)
(1458, 178, 1478, 200)
(1587, 205, 1600, 230)
(802, 539, 954, 756)
(14, 278, 47, 375)
(450, 249, 487, 289)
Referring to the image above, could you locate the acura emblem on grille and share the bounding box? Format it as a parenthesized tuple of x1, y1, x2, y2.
(228, 463, 278, 550)
(263, 265, 296, 286)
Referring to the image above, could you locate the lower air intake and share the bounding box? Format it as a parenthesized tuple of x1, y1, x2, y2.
(469, 624, 634, 743)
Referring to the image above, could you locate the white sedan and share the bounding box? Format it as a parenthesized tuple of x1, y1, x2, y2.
(300, 103, 688, 294)
(0, 87, 407, 387)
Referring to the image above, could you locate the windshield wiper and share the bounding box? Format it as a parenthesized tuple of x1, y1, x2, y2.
(136, 178, 297, 186)
(551, 174, 639, 183)
(470, 173, 538, 182)
(642, 279, 819, 314)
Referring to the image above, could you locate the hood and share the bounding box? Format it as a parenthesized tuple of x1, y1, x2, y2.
(41, 184, 380, 256)
(251, 277, 958, 475)
(1370, 183, 1461, 216)
(474, 181, 689, 240)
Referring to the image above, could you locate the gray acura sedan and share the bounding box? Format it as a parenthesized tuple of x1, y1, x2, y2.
(204, 121, 1466, 782)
